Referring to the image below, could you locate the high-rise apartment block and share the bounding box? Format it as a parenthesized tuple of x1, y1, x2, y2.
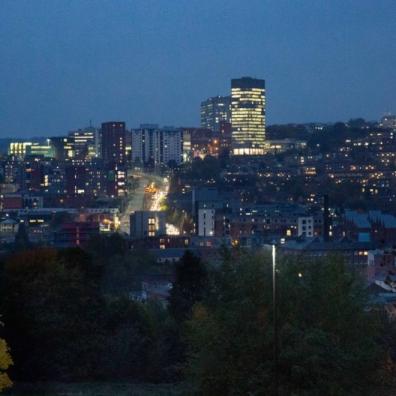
(200, 96, 231, 133)
(131, 125, 183, 166)
(101, 122, 126, 164)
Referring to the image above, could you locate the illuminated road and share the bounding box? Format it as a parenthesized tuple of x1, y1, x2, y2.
(119, 171, 170, 234)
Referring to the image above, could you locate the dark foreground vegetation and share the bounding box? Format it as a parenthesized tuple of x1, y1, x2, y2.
(4, 382, 187, 395)
(1, 235, 396, 395)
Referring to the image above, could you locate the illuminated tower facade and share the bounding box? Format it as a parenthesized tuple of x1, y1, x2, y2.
(231, 77, 266, 155)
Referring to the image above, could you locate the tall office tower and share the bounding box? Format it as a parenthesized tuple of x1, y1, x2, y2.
(231, 77, 266, 155)
(101, 122, 126, 164)
(200, 96, 231, 133)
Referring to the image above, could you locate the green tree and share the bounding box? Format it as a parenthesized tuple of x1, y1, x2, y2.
(99, 297, 154, 380)
(86, 233, 129, 260)
(1, 248, 105, 381)
(168, 251, 208, 321)
(0, 335, 12, 392)
(187, 253, 386, 396)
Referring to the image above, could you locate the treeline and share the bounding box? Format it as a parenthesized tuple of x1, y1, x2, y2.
(186, 253, 396, 395)
(1, 238, 396, 395)
(0, 235, 186, 384)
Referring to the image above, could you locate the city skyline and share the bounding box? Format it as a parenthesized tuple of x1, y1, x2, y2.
(2, 2, 396, 394)
(1, 0, 395, 137)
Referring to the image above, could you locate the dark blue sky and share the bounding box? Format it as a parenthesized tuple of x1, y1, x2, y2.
(1, 0, 395, 137)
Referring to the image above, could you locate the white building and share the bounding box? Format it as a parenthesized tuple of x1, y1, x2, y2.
(198, 208, 215, 237)
(297, 216, 314, 237)
(132, 125, 183, 166)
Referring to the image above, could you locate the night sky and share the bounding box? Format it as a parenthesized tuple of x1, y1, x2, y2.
(1, 0, 395, 137)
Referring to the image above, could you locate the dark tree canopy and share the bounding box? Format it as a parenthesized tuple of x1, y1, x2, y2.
(186, 253, 387, 396)
(168, 250, 208, 321)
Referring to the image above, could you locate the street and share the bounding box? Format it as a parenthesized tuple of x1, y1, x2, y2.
(119, 170, 169, 234)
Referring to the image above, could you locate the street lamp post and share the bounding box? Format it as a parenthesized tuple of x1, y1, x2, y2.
(272, 243, 279, 396)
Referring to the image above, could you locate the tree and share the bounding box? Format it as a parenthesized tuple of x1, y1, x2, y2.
(1, 248, 105, 381)
(0, 245, 184, 383)
(168, 251, 208, 321)
(186, 253, 387, 396)
(0, 335, 12, 392)
(99, 298, 154, 380)
(187, 156, 222, 181)
(86, 233, 129, 260)
(13, 221, 30, 251)
(348, 118, 367, 128)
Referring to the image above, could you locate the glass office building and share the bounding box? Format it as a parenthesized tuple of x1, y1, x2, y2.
(231, 77, 266, 155)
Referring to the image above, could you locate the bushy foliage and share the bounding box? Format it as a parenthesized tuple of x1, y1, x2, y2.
(186, 253, 386, 396)
(1, 248, 104, 380)
(0, 246, 180, 383)
(2, 244, 395, 394)
(168, 251, 208, 321)
(0, 337, 12, 391)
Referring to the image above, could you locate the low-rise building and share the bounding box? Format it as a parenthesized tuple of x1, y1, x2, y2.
(130, 211, 166, 239)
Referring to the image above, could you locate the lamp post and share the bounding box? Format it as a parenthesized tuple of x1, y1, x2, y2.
(272, 242, 279, 396)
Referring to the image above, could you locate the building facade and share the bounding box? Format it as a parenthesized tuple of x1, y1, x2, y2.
(130, 210, 166, 239)
(101, 121, 126, 165)
(132, 125, 183, 167)
(69, 127, 97, 160)
(198, 208, 215, 237)
(231, 77, 266, 155)
(200, 96, 231, 133)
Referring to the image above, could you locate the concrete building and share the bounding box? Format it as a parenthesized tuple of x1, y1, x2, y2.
(200, 95, 231, 133)
(130, 210, 166, 239)
(54, 221, 100, 248)
(132, 125, 183, 167)
(8, 142, 33, 158)
(298, 216, 314, 237)
(69, 127, 97, 159)
(198, 208, 215, 237)
(50, 136, 74, 160)
(101, 121, 126, 165)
